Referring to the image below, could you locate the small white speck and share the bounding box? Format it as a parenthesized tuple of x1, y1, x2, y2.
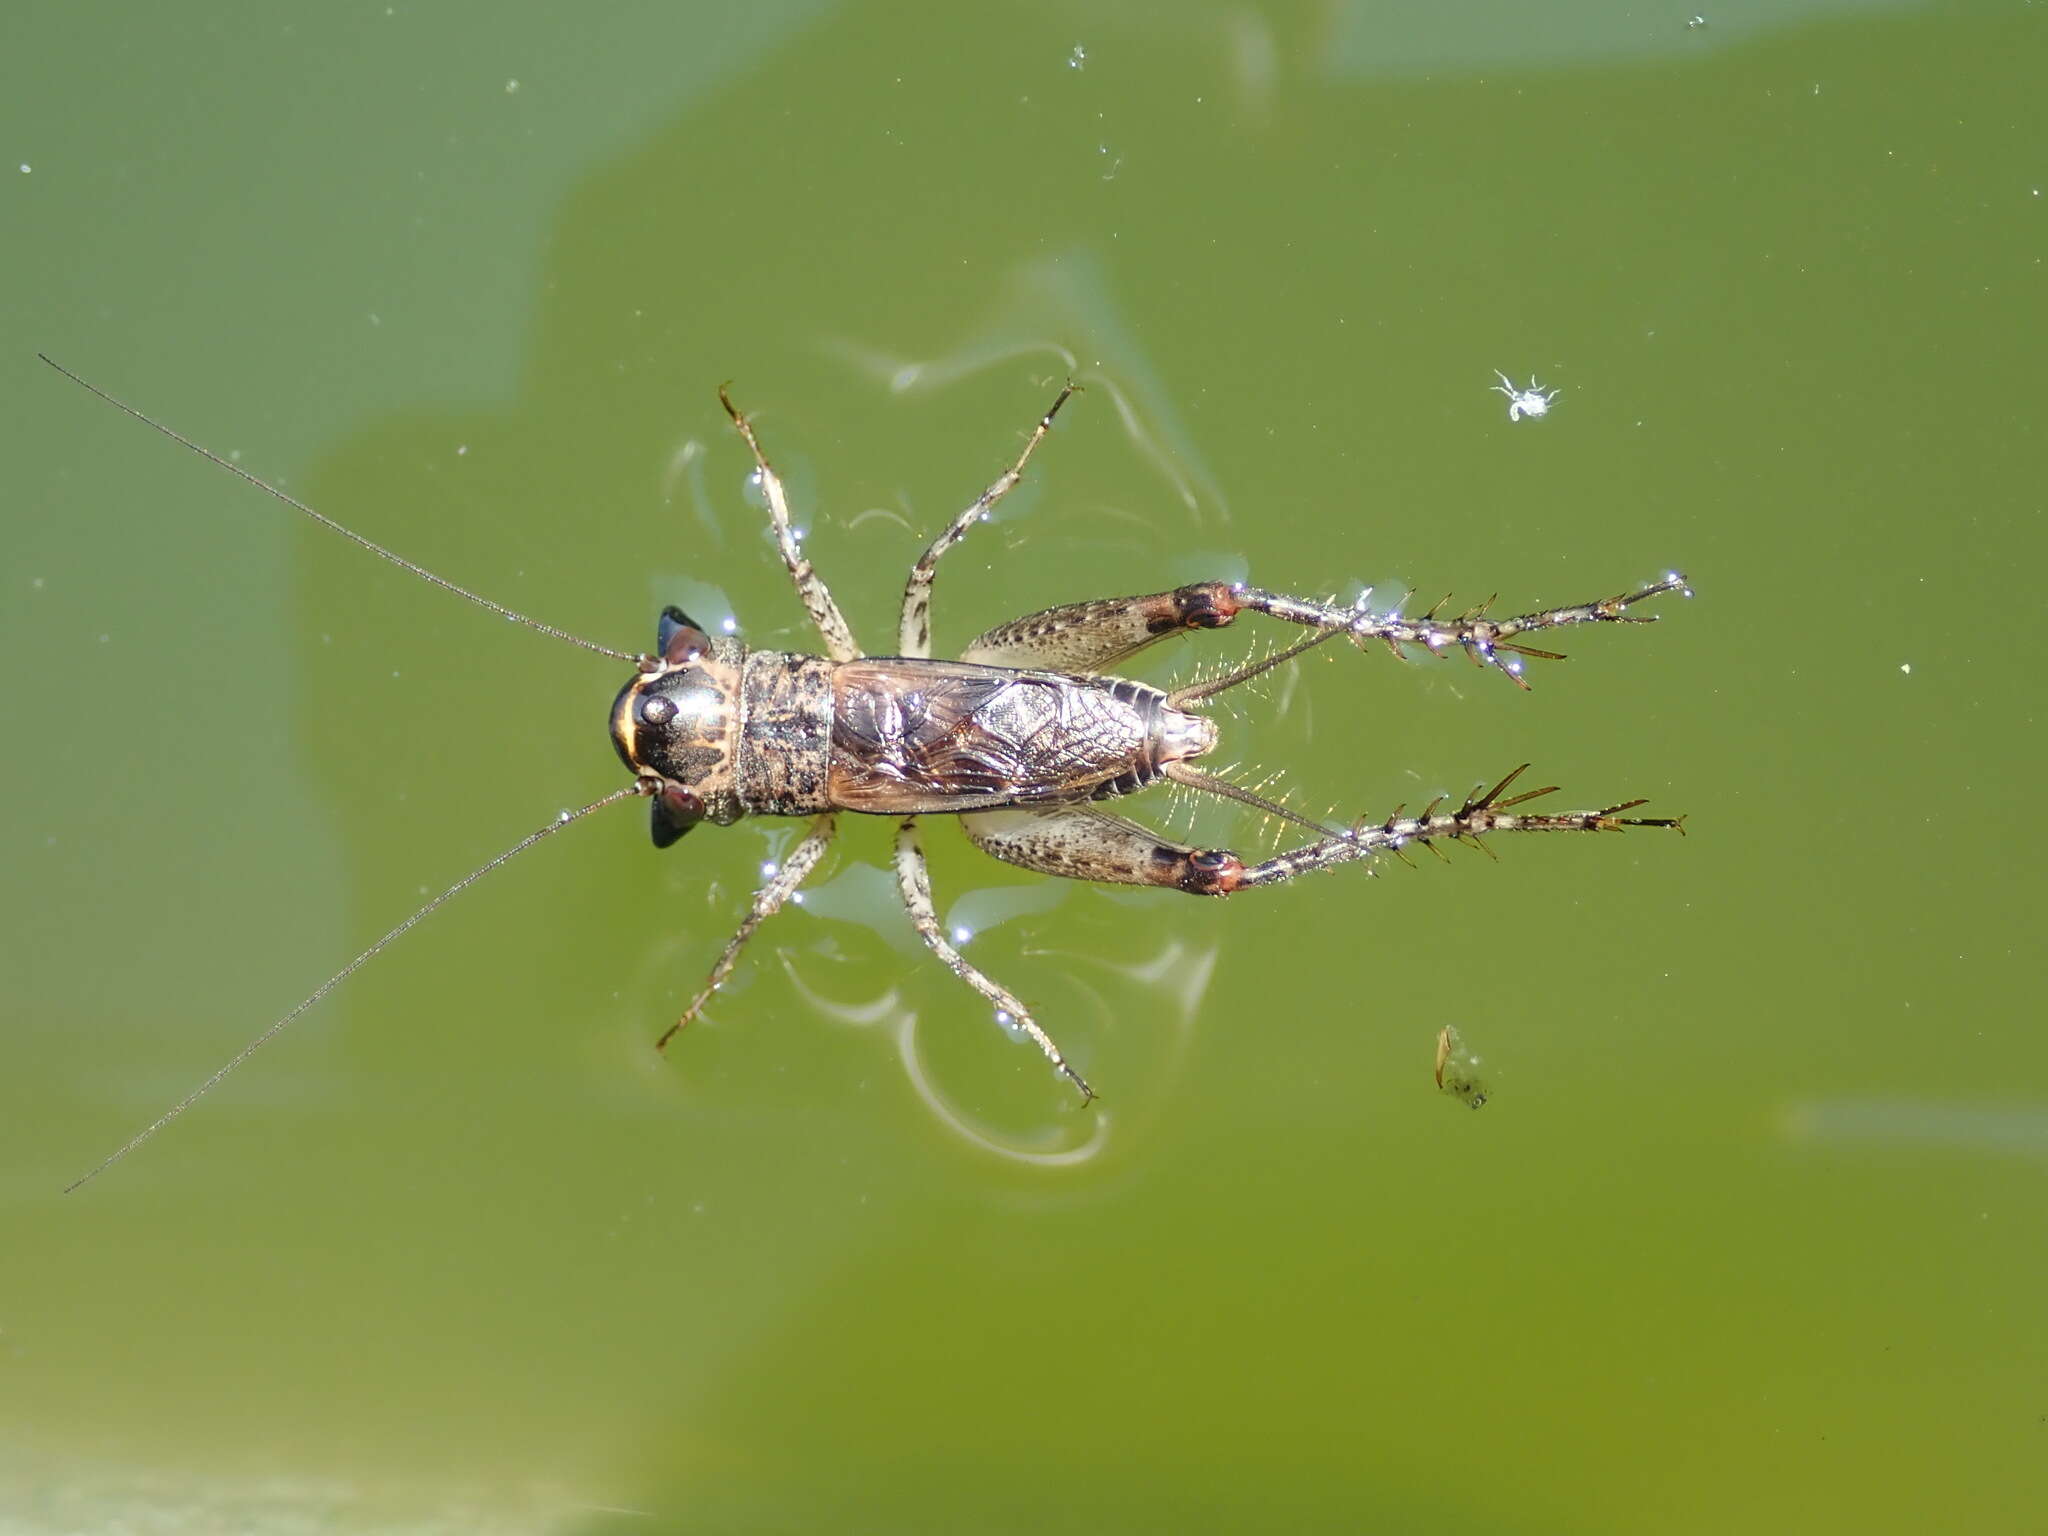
(557, 809, 572, 823)
(995, 1009, 1013, 1027)
(951, 925, 972, 945)
(1687, 14, 1706, 27)
(1900, 662, 1912, 674)
(791, 892, 805, 905)
(455, 443, 468, 456)
(505, 78, 520, 94)
(760, 860, 779, 878)
(1067, 43, 1086, 69)
(391, 670, 401, 678)
(18, 164, 29, 174)
(721, 616, 737, 634)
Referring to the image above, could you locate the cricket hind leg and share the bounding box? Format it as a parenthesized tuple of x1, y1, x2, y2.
(959, 575, 1689, 689)
(718, 388, 861, 662)
(657, 811, 839, 1051)
(897, 382, 1078, 658)
(961, 766, 1682, 898)
(892, 815, 1095, 1101)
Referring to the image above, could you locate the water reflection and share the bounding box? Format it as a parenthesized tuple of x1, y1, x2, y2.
(825, 248, 1231, 523)
(1781, 1099, 2048, 1162)
(773, 929, 1217, 1167)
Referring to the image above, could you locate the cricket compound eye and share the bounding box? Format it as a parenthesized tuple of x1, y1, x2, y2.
(650, 784, 705, 848)
(658, 606, 711, 665)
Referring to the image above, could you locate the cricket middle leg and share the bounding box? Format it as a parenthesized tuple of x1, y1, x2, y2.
(892, 815, 1095, 1101)
(897, 382, 1079, 658)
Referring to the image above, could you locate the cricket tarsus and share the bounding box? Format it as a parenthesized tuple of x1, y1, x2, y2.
(63, 785, 642, 1193)
(36, 354, 638, 664)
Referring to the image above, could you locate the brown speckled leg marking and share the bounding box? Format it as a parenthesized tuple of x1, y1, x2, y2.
(964, 766, 1682, 897)
(657, 811, 839, 1051)
(962, 575, 1689, 689)
(898, 382, 1078, 659)
(720, 388, 861, 663)
(961, 582, 1241, 671)
(892, 817, 1095, 1101)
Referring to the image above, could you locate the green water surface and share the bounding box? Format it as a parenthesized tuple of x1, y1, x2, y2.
(4, 4, 2043, 1531)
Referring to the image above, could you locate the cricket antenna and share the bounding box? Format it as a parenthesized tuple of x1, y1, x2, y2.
(64, 783, 645, 1193)
(38, 354, 641, 664)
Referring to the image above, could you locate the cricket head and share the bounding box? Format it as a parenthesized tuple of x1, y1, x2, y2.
(611, 606, 747, 844)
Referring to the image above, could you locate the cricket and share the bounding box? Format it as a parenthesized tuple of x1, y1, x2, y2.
(45, 356, 1689, 1190)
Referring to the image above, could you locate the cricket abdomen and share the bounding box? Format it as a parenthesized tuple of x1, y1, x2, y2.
(824, 658, 1214, 815)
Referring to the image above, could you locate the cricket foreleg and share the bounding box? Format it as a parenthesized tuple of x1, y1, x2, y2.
(962, 767, 1681, 897)
(898, 381, 1078, 657)
(892, 816, 1095, 1101)
(656, 811, 839, 1050)
(718, 388, 861, 662)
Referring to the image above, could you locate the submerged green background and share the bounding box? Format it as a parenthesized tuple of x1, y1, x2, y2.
(4, 3, 2043, 1530)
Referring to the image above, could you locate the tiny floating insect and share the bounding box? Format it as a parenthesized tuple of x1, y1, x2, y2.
(1492, 370, 1561, 422)
(1434, 1025, 1490, 1110)
(43, 357, 1688, 1190)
